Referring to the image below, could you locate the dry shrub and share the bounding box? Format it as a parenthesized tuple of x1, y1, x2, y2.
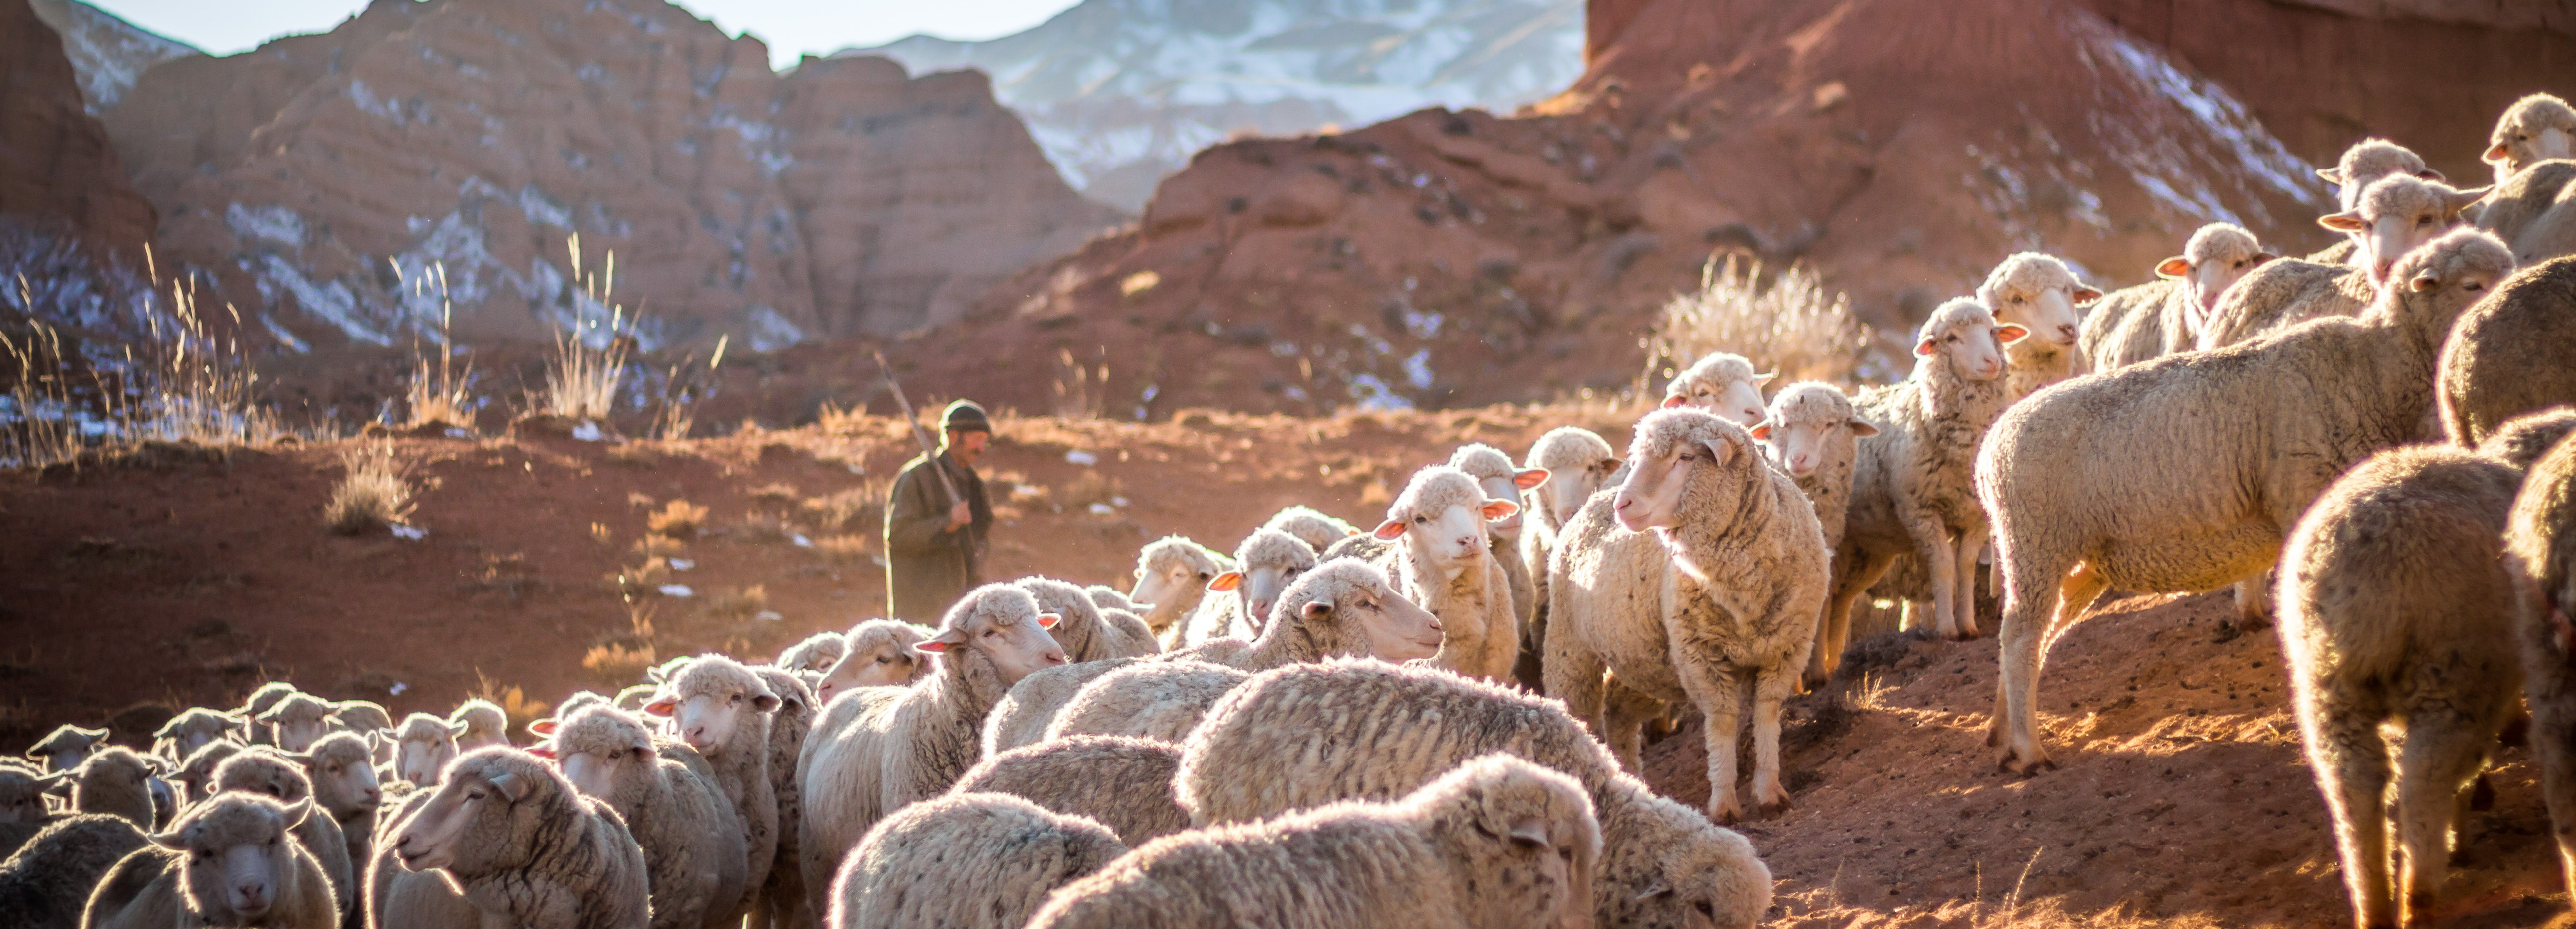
(648, 499, 707, 537)
(1058, 471, 1118, 508)
(582, 641, 657, 689)
(325, 443, 413, 535)
(803, 482, 887, 531)
(814, 534, 869, 564)
(729, 510, 799, 545)
(749, 482, 800, 504)
(607, 558, 671, 598)
(696, 585, 769, 625)
(469, 671, 550, 735)
(1646, 256, 1875, 388)
(632, 534, 687, 559)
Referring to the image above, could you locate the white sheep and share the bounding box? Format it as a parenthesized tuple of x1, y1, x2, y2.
(1178, 658, 1771, 929)
(812, 619, 936, 707)
(2312, 139, 2444, 263)
(295, 731, 382, 899)
(209, 749, 355, 918)
(2473, 159, 2576, 264)
(362, 788, 478, 929)
(2485, 92, 2576, 185)
(1045, 661, 1252, 744)
(2079, 223, 2275, 371)
(449, 699, 510, 752)
(387, 746, 651, 928)
(828, 791, 1126, 929)
(2200, 176, 2488, 352)
(1017, 576, 1157, 660)
(981, 660, 1145, 759)
(238, 682, 299, 748)
(1661, 351, 1771, 422)
(1370, 464, 1521, 682)
(777, 632, 850, 676)
(2440, 256, 2576, 447)
(950, 736, 1192, 846)
(24, 725, 106, 773)
(796, 584, 1068, 917)
(544, 704, 750, 929)
(1977, 252, 2102, 400)
(37, 746, 156, 830)
(168, 741, 242, 807)
(641, 655, 780, 926)
(1450, 443, 1551, 637)
(1260, 504, 1360, 553)
(1126, 536, 1232, 647)
(2322, 174, 2494, 286)
(389, 713, 461, 789)
(1978, 228, 2517, 773)
(258, 694, 336, 754)
(2508, 424, 2576, 896)
(1034, 753, 1597, 929)
(85, 794, 335, 929)
(150, 709, 244, 763)
(1515, 427, 1622, 688)
(1751, 382, 1879, 687)
(1181, 530, 1317, 644)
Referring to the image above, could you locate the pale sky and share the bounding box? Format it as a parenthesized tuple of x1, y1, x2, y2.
(84, 0, 1083, 69)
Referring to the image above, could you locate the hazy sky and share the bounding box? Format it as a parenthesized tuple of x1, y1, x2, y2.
(84, 0, 1083, 69)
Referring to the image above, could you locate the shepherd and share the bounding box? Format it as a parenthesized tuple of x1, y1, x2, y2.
(883, 399, 994, 622)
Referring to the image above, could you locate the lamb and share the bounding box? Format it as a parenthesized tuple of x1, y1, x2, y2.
(2279, 428, 2572, 928)
(387, 747, 651, 929)
(1125, 536, 1231, 646)
(150, 709, 243, 763)
(797, 584, 1068, 917)
(1750, 382, 1880, 687)
(641, 655, 781, 926)
(1033, 752, 1595, 929)
(294, 731, 382, 887)
(1260, 504, 1360, 553)
(170, 741, 242, 806)
(1818, 298, 2028, 647)
(259, 693, 336, 754)
(2325, 175, 2494, 285)
(950, 736, 1192, 845)
(1045, 661, 1252, 744)
(390, 713, 462, 789)
(2312, 139, 2445, 263)
(2509, 426, 2576, 896)
(1181, 529, 1318, 643)
(1978, 228, 2517, 773)
(211, 750, 355, 920)
(2200, 176, 2488, 350)
(239, 682, 299, 747)
(2485, 92, 2576, 185)
(24, 725, 106, 773)
(545, 705, 750, 929)
(1515, 427, 1622, 688)
(812, 620, 936, 707)
(828, 792, 1126, 929)
(1977, 252, 2101, 399)
(1178, 659, 1770, 929)
(83, 794, 334, 929)
(1660, 351, 1771, 422)
(1449, 443, 1552, 637)
(1019, 576, 1158, 660)
(777, 632, 850, 676)
(0, 814, 144, 929)
(1370, 464, 1521, 682)
(752, 665, 820, 929)
(2079, 223, 2275, 371)
(450, 698, 511, 752)
(2441, 256, 2576, 446)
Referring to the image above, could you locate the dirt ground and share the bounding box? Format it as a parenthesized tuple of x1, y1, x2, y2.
(3, 407, 2571, 928)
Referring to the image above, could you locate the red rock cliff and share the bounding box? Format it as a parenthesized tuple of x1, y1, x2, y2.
(0, 0, 155, 262)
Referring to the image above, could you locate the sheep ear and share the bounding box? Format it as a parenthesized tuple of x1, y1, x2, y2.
(281, 796, 314, 827)
(1507, 816, 1550, 849)
(2254, 251, 2280, 265)
(1746, 421, 1772, 441)
(2316, 167, 2346, 185)
(2484, 142, 2512, 164)
(1658, 393, 1686, 409)
(36, 772, 69, 795)
(2317, 211, 2366, 232)
(1993, 324, 2031, 344)
(2416, 167, 2446, 182)
(2410, 273, 2442, 293)
(2073, 286, 2103, 302)
(79, 727, 107, 741)
(485, 771, 531, 804)
(1754, 369, 1778, 386)
(1371, 519, 1407, 541)
(1035, 613, 1061, 630)
(640, 698, 678, 719)
(148, 828, 189, 851)
(527, 719, 559, 737)
(1302, 601, 1334, 624)
(255, 705, 285, 723)
(2447, 185, 2493, 215)
(752, 692, 780, 712)
(1600, 457, 1623, 473)
(1847, 418, 1881, 437)
(1207, 571, 1243, 592)
(1912, 337, 1936, 357)
(1480, 500, 1520, 521)
(2152, 257, 2189, 279)
(525, 745, 556, 760)
(918, 628, 970, 654)
(1698, 437, 1737, 468)
(445, 721, 470, 739)
(1513, 467, 1549, 490)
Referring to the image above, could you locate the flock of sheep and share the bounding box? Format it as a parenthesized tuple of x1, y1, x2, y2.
(5, 92, 2576, 929)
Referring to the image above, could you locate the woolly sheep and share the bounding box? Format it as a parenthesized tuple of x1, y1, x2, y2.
(389, 713, 461, 789)
(2079, 223, 2275, 371)
(2322, 174, 2494, 285)
(2509, 430, 2576, 895)
(752, 665, 820, 929)
(363, 788, 478, 929)
(2486, 92, 2576, 185)
(546, 705, 750, 929)
(150, 709, 242, 763)
(328, 701, 393, 766)
(258, 693, 336, 754)
(2311, 139, 2445, 263)
(1034, 753, 1597, 929)
(1046, 661, 1252, 744)
(1516, 427, 1622, 688)
(1820, 298, 2029, 647)
(829, 791, 1126, 929)
(2475, 160, 2576, 265)
(1750, 382, 1880, 687)
(0, 813, 143, 929)
(2280, 435, 2562, 927)
(85, 794, 334, 929)
(1126, 536, 1231, 647)
(1978, 252, 2102, 399)
(1450, 443, 1552, 636)
(1260, 504, 1360, 553)
(2441, 256, 2576, 446)
(1370, 464, 1521, 681)
(950, 736, 1192, 846)
(1181, 530, 1317, 644)
(642, 655, 781, 926)
(0, 762, 46, 828)
(211, 749, 355, 920)
(1179, 659, 1771, 929)
(388, 747, 651, 929)
(981, 660, 1144, 758)
(778, 632, 850, 675)
(1660, 351, 1771, 423)
(238, 682, 298, 747)
(797, 584, 1068, 917)
(39, 746, 155, 830)
(2201, 177, 2486, 351)
(296, 731, 382, 890)
(1020, 576, 1158, 660)
(1978, 228, 2517, 773)
(812, 619, 936, 707)
(24, 725, 105, 773)
(170, 741, 242, 807)
(450, 698, 510, 752)
(532, 690, 613, 740)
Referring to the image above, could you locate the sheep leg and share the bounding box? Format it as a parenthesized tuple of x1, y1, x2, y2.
(2234, 573, 2276, 632)
(1749, 664, 1797, 814)
(2303, 689, 2396, 929)
(1811, 548, 1898, 690)
(2396, 710, 2488, 926)
(1682, 661, 1747, 825)
(1952, 525, 1989, 639)
(1601, 682, 1661, 774)
(1989, 558, 2104, 773)
(1544, 631, 1611, 749)
(2536, 682, 2576, 899)
(1905, 515, 1964, 640)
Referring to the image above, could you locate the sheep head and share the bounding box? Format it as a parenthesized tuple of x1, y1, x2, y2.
(1128, 536, 1226, 631)
(2485, 93, 2576, 184)
(2318, 138, 2442, 211)
(1211, 529, 1319, 637)
(1274, 559, 1442, 662)
(1526, 427, 1621, 530)
(259, 694, 335, 754)
(1977, 252, 2099, 350)
(301, 731, 383, 818)
(919, 584, 1068, 691)
(1613, 409, 1766, 561)
(1449, 443, 1550, 541)
(154, 792, 314, 921)
(548, 706, 657, 816)
(1661, 352, 1770, 426)
(2383, 228, 2514, 338)
(1911, 297, 2025, 383)
(0, 763, 48, 824)
(2320, 175, 2490, 285)
(1750, 382, 1877, 480)
(26, 724, 109, 773)
(395, 747, 566, 876)
(1415, 755, 1601, 929)
(1373, 465, 1517, 578)
(2154, 222, 2275, 322)
(154, 709, 247, 761)
(392, 713, 463, 788)
(814, 619, 934, 706)
(642, 654, 777, 757)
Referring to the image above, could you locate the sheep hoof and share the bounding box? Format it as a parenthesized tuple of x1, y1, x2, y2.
(1755, 792, 1792, 816)
(2472, 773, 2497, 812)
(1709, 797, 1744, 825)
(1800, 671, 1830, 692)
(1997, 746, 2055, 775)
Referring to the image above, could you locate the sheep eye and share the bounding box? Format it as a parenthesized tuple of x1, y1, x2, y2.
(2465, 283, 2485, 292)
(877, 656, 892, 664)
(983, 629, 998, 638)
(730, 694, 743, 703)
(1413, 515, 1427, 524)
(1695, 901, 1716, 917)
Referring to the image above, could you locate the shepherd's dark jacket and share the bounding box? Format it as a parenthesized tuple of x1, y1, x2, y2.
(883, 450, 990, 623)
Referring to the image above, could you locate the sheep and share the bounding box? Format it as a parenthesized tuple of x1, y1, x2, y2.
(1515, 427, 1623, 688)
(329, 699, 394, 764)
(2486, 92, 2576, 185)
(450, 698, 510, 752)
(389, 713, 461, 789)
(545, 705, 750, 929)
(1260, 504, 1360, 553)
(170, 741, 242, 806)
(752, 665, 820, 929)
(84, 794, 334, 929)
(1817, 298, 2029, 651)
(294, 731, 382, 889)
(150, 709, 243, 763)
(2079, 223, 2276, 371)
(2311, 139, 2445, 263)
(1085, 585, 1141, 616)
(0, 814, 144, 929)
(641, 655, 780, 926)
(1019, 576, 1158, 660)
(828, 791, 1126, 929)
(2441, 256, 2576, 446)
(528, 690, 613, 742)
(2477, 159, 2576, 264)
(2509, 427, 2576, 896)
(812, 620, 936, 707)
(238, 682, 299, 747)
(777, 632, 850, 676)
(40, 747, 156, 830)
(387, 747, 651, 929)
(1179, 658, 1770, 929)
(1126, 536, 1232, 647)
(1749, 382, 1881, 687)
(362, 787, 477, 929)
(1977, 252, 2102, 399)
(1660, 351, 1771, 422)
(0, 762, 47, 837)
(2325, 175, 2495, 285)
(1038, 752, 1598, 929)
(2201, 177, 2488, 351)
(950, 736, 1192, 846)
(797, 584, 1069, 917)
(1370, 464, 1521, 682)
(2280, 435, 2563, 927)
(258, 693, 336, 754)
(1978, 228, 2517, 773)
(1449, 443, 1552, 639)
(1046, 661, 1252, 744)
(1181, 529, 1317, 643)
(24, 725, 106, 773)
(211, 749, 356, 921)
(981, 659, 1146, 759)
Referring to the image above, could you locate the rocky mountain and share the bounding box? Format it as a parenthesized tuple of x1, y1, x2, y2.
(27, 0, 195, 114)
(99, 0, 1124, 352)
(856, 0, 1586, 211)
(0, 0, 156, 264)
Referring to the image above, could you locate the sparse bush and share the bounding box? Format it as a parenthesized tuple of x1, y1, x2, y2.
(814, 534, 869, 564)
(531, 235, 634, 422)
(468, 672, 550, 735)
(728, 510, 800, 545)
(1645, 256, 1877, 388)
(632, 534, 687, 559)
(697, 585, 768, 624)
(582, 641, 657, 689)
(648, 499, 707, 537)
(325, 443, 413, 535)
(801, 484, 885, 531)
(749, 482, 800, 504)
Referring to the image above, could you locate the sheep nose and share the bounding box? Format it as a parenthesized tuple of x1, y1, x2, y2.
(235, 880, 268, 903)
(1042, 650, 1068, 665)
(1250, 599, 1274, 618)
(2055, 323, 2076, 341)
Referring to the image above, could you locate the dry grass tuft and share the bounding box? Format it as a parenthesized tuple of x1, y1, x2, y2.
(325, 443, 413, 535)
(697, 585, 769, 624)
(632, 534, 687, 559)
(802, 482, 886, 531)
(647, 499, 708, 537)
(814, 534, 869, 564)
(1646, 256, 1877, 389)
(582, 640, 657, 688)
(468, 671, 550, 736)
(749, 482, 801, 504)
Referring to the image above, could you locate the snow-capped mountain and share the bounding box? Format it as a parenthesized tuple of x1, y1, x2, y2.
(852, 0, 1584, 211)
(27, 0, 195, 114)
